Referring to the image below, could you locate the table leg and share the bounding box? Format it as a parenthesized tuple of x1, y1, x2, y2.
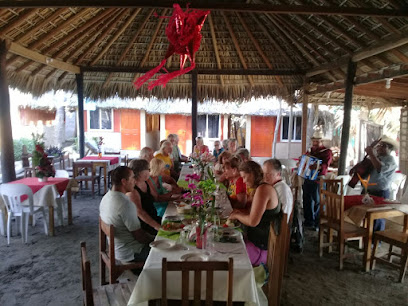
(104, 165, 107, 194)
(67, 188, 72, 225)
(49, 206, 54, 236)
(364, 214, 374, 272)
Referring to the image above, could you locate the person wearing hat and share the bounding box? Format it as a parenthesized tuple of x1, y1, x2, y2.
(362, 135, 398, 231)
(302, 129, 333, 230)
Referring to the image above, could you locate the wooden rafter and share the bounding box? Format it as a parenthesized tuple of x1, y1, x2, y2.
(221, 11, 254, 86)
(102, 9, 154, 88)
(236, 12, 284, 88)
(132, 9, 167, 84)
(251, 14, 297, 69)
(7, 41, 80, 73)
(0, 1, 407, 17)
(208, 14, 224, 87)
(32, 8, 114, 77)
(0, 8, 37, 36)
(15, 9, 67, 43)
(90, 8, 140, 65)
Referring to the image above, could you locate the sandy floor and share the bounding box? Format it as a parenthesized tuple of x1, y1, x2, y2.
(0, 193, 407, 306)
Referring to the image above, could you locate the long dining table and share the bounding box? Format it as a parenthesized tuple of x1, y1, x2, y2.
(128, 166, 263, 305)
(8, 177, 76, 236)
(76, 155, 121, 194)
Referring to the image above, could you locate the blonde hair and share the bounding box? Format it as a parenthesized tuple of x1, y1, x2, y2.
(159, 140, 172, 154)
(150, 158, 165, 177)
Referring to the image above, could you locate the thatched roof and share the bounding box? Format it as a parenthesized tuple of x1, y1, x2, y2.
(1, 1, 408, 105)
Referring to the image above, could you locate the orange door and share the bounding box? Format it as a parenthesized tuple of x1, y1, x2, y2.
(165, 115, 192, 154)
(121, 109, 141, 150)
(251, 116, 276, 157)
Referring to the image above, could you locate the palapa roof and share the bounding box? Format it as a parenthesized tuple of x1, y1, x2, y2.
(1, 1, 408, 105)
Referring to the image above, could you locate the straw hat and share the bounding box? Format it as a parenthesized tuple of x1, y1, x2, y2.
(379, 135, 399, 150)
(311, 129, 324, 140)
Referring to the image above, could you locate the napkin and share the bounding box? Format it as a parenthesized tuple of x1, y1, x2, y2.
(157, 229, 180, 241)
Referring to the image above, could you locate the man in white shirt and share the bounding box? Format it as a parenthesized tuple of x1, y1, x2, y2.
(100, 166, 153, 263)
(263, 159, 293, 222)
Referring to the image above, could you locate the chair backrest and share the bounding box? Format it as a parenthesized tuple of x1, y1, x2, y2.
(73, 162, 96, 178)
(0, 184, 34, 214)
(99, 217, 116, 285)
(320, 179, 344, 227)
(161, 257, 233, 306)
(85, 142, 99, 155)
(80, 241, 94, 306)
(61, 153, 71, 169)
(266, 213, 288, 306)
(55, 170, 70, 178)
(390, 172, 407, 201)
(335, 175, 350, 195)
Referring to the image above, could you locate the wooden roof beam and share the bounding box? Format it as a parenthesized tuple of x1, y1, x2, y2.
(306, 33, 408, 77)
(102, 9, 154, 88)
(250, 14, 298, 69)
(7, 41, 80, 73)
(221, 12, 254, 86)
(208, 14, 224, 87)
(236, 13, 284, 88)
(83, 66, 303, 75)
(1, 1, 407, 17)
(0, 8, 38, 36)
(90, 8, 140, 65)
(32, 8, 114, 77)
(132, 9, 167, 84)
(308, 64, 408, 95)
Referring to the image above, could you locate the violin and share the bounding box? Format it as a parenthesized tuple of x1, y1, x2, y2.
(348, 138, 381, 188)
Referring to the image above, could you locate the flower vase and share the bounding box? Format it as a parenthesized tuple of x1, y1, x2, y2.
(98, 152, 102, 158)
(196, 222, 207, 249)
(38, 177, 48, 182)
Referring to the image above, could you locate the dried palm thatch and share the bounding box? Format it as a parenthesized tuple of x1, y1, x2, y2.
(0, 1, 408, 105)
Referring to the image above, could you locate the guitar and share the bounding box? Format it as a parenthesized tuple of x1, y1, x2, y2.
(348, 138, 381, 188)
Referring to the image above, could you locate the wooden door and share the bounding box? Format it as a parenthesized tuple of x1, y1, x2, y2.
(121, 109, 141, 150)
(251, 116, 276, 157)
(165, 115, 192, 155)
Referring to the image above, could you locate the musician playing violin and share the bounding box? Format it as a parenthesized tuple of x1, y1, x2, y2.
(302, 130, 333, 230)
(351, 136, 398, 231)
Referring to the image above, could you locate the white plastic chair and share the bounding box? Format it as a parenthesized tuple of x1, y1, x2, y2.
(335, 175, 351, 196)
(55, 170, 70, 226)
(0, 184, 48, 244)
(389, 173, 407, 201)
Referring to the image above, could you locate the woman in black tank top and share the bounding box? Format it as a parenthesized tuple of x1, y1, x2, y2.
(229, 161, 281, 266)
(127, 159, 162, 236)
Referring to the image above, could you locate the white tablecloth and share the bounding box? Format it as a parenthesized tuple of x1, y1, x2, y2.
(75, 155, 121, 172)
(128, 170, 261, 305)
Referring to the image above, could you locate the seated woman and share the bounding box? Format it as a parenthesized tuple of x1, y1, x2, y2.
(193, 136, 209, 155)
(212, 140, 224, 161)
(127, 159, 162, 236)
(154, 140, 174, 177)
(229, 161, 281, 266)
(149, 158, 182, 217)
(214, 150, 232, 178)
(223, 156, 247, 209)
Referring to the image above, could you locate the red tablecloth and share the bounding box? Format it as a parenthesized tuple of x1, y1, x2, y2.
(10, 177, 70, 197)
(344, 195, 387, 210)
(80, 156, 119, 164)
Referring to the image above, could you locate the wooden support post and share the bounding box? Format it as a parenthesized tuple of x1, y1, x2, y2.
(338, 60, 357, 175)
(191, 71, 198, 151)
(301, 92, 308, 154)
(76, 73, 85, 158)
(0, 40, 16, 182)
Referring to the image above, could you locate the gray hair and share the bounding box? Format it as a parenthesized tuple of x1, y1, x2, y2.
(139, 147, 153, 159)
(159, 140, 172, 154)
(263, 158, 282, 174)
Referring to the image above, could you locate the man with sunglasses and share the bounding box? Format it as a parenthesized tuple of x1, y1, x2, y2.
(364, 136, 398, 231)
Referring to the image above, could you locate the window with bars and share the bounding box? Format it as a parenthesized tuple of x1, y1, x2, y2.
(89, 107, 112, 130)
(281, 116, 302, 141)
(197, 115, 219, 138)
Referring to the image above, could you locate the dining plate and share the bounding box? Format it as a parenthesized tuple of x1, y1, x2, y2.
(149, 240, 176, 250)
(180, 252, 209, 262)
(161, 220, 185, 233)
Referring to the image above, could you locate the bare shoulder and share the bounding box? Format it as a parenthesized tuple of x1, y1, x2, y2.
(256, 183, 277, 196)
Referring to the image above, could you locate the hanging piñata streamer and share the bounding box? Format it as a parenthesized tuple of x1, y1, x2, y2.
(134, 4, 210, 90)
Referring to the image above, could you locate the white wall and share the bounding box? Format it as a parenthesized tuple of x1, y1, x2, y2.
(275, 142, 302, 159)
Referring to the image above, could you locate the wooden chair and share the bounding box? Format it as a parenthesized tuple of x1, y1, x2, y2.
(73, 161, 101, 198)
(81, 241, 136, 306)
(319, 179, 367, 270)
(371, 213, 408, 282)
(161, 257, 233, 306)
(99, 217, 144, 285)
(264, 213, 288, 306)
